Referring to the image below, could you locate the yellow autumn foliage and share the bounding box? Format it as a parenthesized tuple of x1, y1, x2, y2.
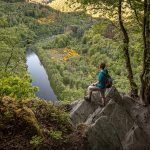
(63, 48, 79, 61)
(48, 48, 79, 61)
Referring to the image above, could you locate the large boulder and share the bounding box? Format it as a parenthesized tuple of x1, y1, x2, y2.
(70, 87, 150, 150)
(123, 124, 150, 150)
(70, 88, 142, 150)
(86, 116, 123, 150)
(86, 99, 134, 141)
(71, 87, 134, 141)
(70, 89, 108, 125)
(70, 99, 99, 125)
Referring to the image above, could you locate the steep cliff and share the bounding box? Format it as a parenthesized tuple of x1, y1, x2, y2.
(70, 87, 150, 150)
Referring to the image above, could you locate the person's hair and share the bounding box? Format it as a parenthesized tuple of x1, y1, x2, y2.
(99, 63, 105, 69)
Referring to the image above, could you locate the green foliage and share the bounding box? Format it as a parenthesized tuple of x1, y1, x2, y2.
(24, 98, 72, 131)
(41, 33, 71, 49)
(33, 14, 143, 98)
(0, 0, 144, 101)
(0, 74, 38, 99)
(0, 24, 36, 74)
(0, 96, 43, 149)
(0, 96, 86, 149)
(0, 0, 96, 101)
(30, 135, 43, 149)
(49, 130, 62, 140)
(0, 16, 8, 27)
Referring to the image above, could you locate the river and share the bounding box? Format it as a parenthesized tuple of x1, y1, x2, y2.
(26, 49, 57, 102)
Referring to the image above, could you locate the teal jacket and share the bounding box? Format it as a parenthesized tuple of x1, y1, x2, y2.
(96, 68, 108, 89)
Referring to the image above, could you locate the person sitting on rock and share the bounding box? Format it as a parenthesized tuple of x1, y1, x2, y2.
(84, 63, 108, 106)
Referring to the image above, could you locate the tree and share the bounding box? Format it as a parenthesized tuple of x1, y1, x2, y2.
(0, 28, 24, 74)
(73, 0, 150, 104)
(140, 0, 150, 104)
(125, 0, 150, 104)
(0, 74, 38, 99)
(0, 25, 35, 74)
(72, 0, 138, 96)
(118, 0, 138, 97)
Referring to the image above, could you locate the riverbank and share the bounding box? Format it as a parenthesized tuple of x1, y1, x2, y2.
(32, 45, 86, 102)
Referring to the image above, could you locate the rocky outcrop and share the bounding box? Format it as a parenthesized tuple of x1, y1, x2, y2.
(85, 99, 134, 141)
(123, 124, 149, 150)
(70, 87, 150, 150)
(70, 99, 99, 125)
(86, 116, 123, 150)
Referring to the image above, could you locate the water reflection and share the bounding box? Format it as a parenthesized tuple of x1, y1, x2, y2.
(26, 49, 57, 102)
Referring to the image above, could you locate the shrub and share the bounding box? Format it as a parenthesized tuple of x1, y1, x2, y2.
(30, 135, 44, 149)
(0, 74, 38, 99)
(49, 130, 62, 140)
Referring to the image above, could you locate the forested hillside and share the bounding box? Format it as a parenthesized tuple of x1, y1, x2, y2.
(31, 3, 143, 102)
(0, 0, 145, 101)
(0, 0, 150, 149)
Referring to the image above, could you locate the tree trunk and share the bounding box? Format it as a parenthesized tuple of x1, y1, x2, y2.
(140, 0, 150, 105)
(118, 0, 138, 97)
(5, 51, 13, 72)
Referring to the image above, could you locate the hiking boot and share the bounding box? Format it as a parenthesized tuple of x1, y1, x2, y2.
(98, 101, 105, 107)
(84, 96, 91, 102)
